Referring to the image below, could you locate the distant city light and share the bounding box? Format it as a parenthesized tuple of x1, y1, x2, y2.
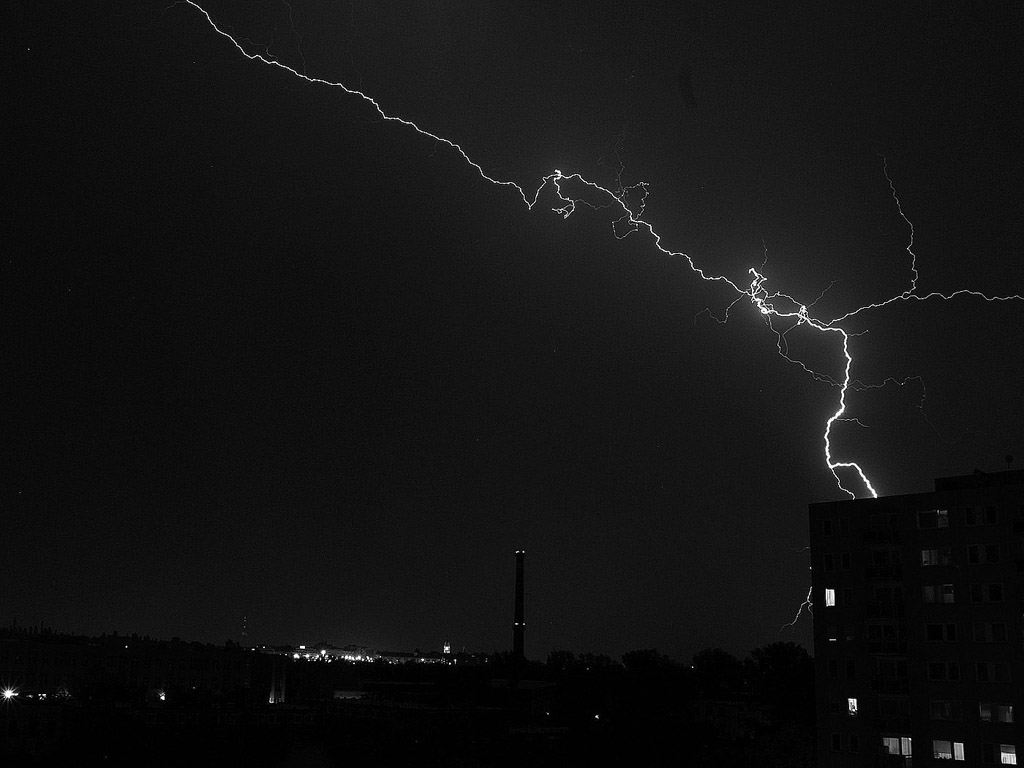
(2, 688, 16, 700)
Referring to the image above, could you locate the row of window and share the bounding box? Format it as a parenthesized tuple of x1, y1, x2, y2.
(826, 622, 1016, 647)
(824, 583, 1011, 606)
(819, 506, 1010, 538)
(826, 657, 1013, 683)
(824, 544, 1011, 571)
(922, 583, 1008, 603)
(831, 735, 1019, 764)
(924, 659, 1018, 681)
(837, 699, 1015, 723)
(919, 507, 1002, 529)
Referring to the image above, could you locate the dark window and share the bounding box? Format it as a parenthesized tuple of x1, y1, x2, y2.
(967, 506, 999, 526)
(849, 734, 859, 753)
(927, 661, 960, 681)
(929, 700, 962, 720)
(976, 662, 1011, 683)
(919, 509, 949, 528)
(822, 519, 834, 536)
(841, 553, 852, 570)
(846, 660, 856, 679)
(969, 544, 1002, 564)
(924, 584, 955, 603)
(823, 553, 835, 572)
(831, 733, 842, 752)
(839, 518, 850, 535)
(974, 622, 1010, 642)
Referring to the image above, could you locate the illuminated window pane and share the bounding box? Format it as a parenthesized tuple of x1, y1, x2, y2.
(954, 742, 965, 761)
(825, 588, 836, 607)
(934, 740, 953, 760)
(883, 736, 913, 756)
(848, 697, 858, 716)
(1002, 745, 1017, 765)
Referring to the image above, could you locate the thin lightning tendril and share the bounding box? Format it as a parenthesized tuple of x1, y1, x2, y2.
(179, 1, 1023, 502)
(780, 569, 814, 634)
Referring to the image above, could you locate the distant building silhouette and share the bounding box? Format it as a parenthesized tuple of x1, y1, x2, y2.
(810, 470, 1023, 766)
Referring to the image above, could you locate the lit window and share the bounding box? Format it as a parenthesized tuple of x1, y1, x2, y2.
(825, 588, 836, 607)
(847, 697, 858, 716)
(933, 740, 966, 761)
(1002, 744, 1017, 765)
(883, 736, 913, 756)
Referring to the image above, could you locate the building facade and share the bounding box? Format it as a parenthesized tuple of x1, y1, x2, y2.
(811, 470, 1023, 766)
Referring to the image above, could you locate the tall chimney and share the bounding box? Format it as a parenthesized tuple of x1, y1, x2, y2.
(513, 550, 525, 663)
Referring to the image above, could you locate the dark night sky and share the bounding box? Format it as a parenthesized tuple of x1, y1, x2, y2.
(6, 1, 1022, 660)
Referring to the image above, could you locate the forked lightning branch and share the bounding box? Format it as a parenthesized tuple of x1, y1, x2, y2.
(178, 0, 1023, 501)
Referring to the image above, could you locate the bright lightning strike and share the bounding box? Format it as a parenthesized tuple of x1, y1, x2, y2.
(177, 1, 1022, 502)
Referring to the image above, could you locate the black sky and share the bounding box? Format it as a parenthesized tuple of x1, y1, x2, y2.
(6, 1, 1022, 660)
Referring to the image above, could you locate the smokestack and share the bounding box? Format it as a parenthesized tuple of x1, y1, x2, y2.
(513, 550, 525, 663)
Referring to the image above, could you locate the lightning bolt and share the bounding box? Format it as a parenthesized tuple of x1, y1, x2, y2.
(176, 0, 1022, 504)
(779, 569, 813, 634)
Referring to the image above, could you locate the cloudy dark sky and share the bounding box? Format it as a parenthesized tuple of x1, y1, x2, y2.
(6, 1, 1022, 660)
